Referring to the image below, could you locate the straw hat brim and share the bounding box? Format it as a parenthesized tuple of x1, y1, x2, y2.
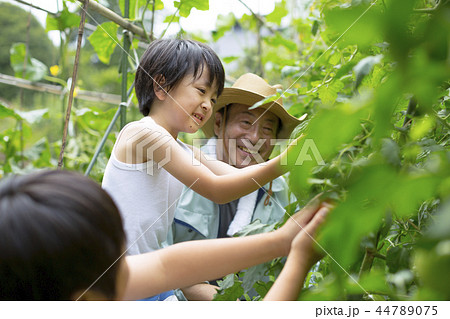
(202, 87, 301, 139)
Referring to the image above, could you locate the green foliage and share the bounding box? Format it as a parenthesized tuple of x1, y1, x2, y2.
(88, 22, 119, 64)
(10, 43, 48, 82)
(174, 0, 209, 18)
(0, 2, 56, 100)
(1, 0, 449, 301)
(46, 2, 80, 32)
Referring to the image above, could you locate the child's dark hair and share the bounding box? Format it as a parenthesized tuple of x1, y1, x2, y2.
(135, 39, 225, 116)
(0, 170, 125, 300)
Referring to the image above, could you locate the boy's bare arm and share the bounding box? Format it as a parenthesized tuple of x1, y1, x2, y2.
(122, 197, 323, 301)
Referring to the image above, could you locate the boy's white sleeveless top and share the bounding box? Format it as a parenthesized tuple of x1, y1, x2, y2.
(102, 116, 191, 255)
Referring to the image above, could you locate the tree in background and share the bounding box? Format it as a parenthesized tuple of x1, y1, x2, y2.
(0, 2, 56, 102)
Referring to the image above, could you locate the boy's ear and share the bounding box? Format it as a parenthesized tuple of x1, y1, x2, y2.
(153, 75, 167, 100)
(213, 112, 223, 137)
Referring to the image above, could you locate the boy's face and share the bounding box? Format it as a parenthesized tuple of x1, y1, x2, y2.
(214, 104, 279, 168)
(159, 68, 218, 136)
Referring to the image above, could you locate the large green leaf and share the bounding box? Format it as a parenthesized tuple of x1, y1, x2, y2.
(45, 2, 80, 32)
(213, 274, 244, 301)
(174, 0, 209, 18)
(88, 22, 119, 65)
(10, 43, 48, 82)
(265, 0, 288, 25)
(323, 2, 383, 50)
(0, 103, 22, 120)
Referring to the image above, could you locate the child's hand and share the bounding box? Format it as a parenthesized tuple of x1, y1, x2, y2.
(290, 203, 331, 269)
(278, 133, 305, 174)
(275, 194, 324, 255)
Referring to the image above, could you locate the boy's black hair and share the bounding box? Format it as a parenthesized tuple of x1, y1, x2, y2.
(135, 39, 225, 116)
(0, 170, 125, 300)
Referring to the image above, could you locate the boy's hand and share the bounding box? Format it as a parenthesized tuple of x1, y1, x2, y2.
(290, 203, 331, 269)
(278, 134, 305, 174)
(276, 194, 323, 255)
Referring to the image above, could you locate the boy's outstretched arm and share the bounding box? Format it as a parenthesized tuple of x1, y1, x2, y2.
(263, 205, 330, 301)
(122, 197, 323, 301)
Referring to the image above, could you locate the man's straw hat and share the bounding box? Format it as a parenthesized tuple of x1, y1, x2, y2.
(202, 73, 302, 139)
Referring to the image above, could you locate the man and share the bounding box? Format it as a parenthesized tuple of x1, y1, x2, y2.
(170, 73, 302, 300)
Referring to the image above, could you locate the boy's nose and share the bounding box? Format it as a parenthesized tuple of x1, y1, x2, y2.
(201, 100, 212, 112)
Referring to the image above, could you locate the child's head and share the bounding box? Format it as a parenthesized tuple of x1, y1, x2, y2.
(0, 170, 126, 300)
(135, 39, 225, 116)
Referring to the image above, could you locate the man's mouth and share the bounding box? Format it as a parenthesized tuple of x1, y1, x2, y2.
(237, 145, 259, 155)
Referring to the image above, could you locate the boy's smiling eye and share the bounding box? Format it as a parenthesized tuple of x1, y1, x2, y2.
(197, 88, 206, 94)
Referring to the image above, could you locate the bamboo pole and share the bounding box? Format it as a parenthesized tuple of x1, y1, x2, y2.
(57, 0, 89, 169)
(0, 73, 121, 104)
(77, 0, 149, 40)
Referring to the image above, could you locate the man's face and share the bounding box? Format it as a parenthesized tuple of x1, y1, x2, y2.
(214, 103, 279, 168)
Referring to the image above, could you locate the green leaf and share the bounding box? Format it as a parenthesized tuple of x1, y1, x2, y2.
(265, 0, 288, 25)
(241, 262, 271, 293)
(414, 245, 450, 300)
(15, 109, 48, 124)
(222, 56, 239, 64)
(386, 246, 411, 273)
(174, 0, 209, 18)
(213, 274, 244, 301)
(353, 54, 383, 89)
(323, 2, 383, 50)
(163, 15, 180, 23)
(10, 43, 48, 81)
(0, 103, 21, 120)
(248, 92, 281, 110)
(317, 80, 345, 105)
(264, 33, 298, 52)
(213, 13, 235, 41)
(234, 220, 276, 237)
(88, 22, 119, 65)
(380, 138, 400, 168)
(45, 2, 80, 32)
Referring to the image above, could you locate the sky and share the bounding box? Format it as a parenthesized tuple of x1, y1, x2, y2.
(4, 0, 277, 45)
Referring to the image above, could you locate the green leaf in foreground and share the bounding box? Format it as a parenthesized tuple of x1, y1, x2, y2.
(10, 43, 48, 82)
(88, 22, 119, 65)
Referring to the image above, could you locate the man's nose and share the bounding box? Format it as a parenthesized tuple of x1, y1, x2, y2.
(244, 125, 260, 144)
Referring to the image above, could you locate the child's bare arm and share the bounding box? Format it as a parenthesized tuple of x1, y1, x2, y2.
(122, 197, 322, 300)
(118, 124, 302, 204)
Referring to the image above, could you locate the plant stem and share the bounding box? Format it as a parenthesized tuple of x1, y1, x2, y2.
(57, 0, 89, 169)
(150, 0, 156, 40)
(358, 248, 375, 279)
(159, 6, 180, 39)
